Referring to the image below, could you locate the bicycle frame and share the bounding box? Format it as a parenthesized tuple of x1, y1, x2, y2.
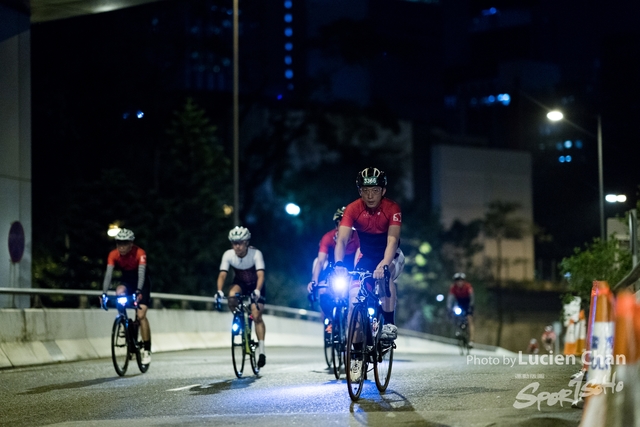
(219, 293, 260, 378)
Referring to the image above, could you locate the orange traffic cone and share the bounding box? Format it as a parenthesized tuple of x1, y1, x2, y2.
(586, 281, 615, 384)
(578, 281, 615, 427)
(564, 318, 577, 356)
(576, 309, 587, 355)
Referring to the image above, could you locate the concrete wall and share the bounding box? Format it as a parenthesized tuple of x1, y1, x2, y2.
(0, 4, 32, 308)
(0, 308, 512, 368)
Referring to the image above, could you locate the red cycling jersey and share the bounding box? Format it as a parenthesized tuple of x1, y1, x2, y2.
(340, 198, 401, 262)
(449, 282, 473, 299)
(318, 229, 359, 257)
(107, 245, 147, 271)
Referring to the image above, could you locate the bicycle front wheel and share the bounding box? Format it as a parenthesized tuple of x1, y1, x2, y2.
(324, 319, 333, 369)
(133, 321, 150, 373)
(332, 306, 347, 379)
(248, 317, 260, 375)
(111, 317, 129, 376)
(346, 307, 367, 401)
(231, 313, 246, 378)
(374, 315, 393, 392)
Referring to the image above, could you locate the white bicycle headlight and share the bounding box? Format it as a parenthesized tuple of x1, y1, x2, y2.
(232, 322, 240, 332)
(332, 275, 348, 293)
(453, 306, 462, 316)
(368, 307, 375, 316)
(117, 296, 128, 306)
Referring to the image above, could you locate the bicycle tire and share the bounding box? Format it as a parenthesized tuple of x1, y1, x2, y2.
(133, 320, 150, 373)
(231, 313, 246, 378)
(374, 313, 393, 392)
(457, 322, 470, 356)
(346, 307, 367, 401)
(248, 315, 260, 375)
(111, 316, 129, 376)
(324, 320, 333, 369)
(332, 306, 347, 379)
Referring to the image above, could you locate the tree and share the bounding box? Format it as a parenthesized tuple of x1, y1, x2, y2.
(150, 98, 233, 296)
(481, 201, 531, 346)
(560, 237, 632, 306)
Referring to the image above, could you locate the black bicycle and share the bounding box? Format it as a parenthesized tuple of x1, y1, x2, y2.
(344, 266, 394, 401)
(452, 305, 471, 356)
(101, 293, 150, 376)
(217, 293, 260, 378)
(310, 271, 350, 379)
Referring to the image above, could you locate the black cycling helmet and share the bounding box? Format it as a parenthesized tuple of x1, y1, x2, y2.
(356, 167, 387, 188)
(333, 206, 346, 227)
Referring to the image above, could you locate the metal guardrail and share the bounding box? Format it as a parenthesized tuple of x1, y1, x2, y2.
(0, 287, 321, 320)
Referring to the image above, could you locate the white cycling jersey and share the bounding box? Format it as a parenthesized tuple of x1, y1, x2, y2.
(219, 247, 265, 287)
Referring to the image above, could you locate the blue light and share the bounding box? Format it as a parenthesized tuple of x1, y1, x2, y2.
(285, 42, 293, 51)
(284, 13, 292, 22)
(136, 110, 144, 119)
(324, 318, 330, 325)
(482, 7, 498, 16)
(556, 142, 563, 151)
(565, 155, 572, 162)
(487, 95, 495, 103)
(564, 140, 572, 149)
(284, 55, 292, 65)
(277, 94, 283, 100)
(576, 140, 583, 149)
(497, 93, 511, 105)
(123, 112, 130, 119)
(284, 0, 292, 8)
(559, 156, 565, 163)
(287, 83, 294, 90)
(284, 27, 293, 37)
(285, 69, 293, 79)
(453, 306, 462, 315)
(367, 307, 375, 316)
(232, 322, 239, 332)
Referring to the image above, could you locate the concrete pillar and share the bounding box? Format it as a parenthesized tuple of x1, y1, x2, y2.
(0, 4, 31, 308)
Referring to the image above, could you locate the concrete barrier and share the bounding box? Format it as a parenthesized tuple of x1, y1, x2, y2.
(0, 308, 510, 368)
(0, 308, 327, 368)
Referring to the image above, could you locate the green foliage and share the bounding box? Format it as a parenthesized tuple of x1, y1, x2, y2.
(560, 237, 632, 305)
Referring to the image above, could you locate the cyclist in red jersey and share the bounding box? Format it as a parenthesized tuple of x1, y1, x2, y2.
(335, 167, 404, 347)
(101, 228, 152, 364)
(446, 272, 475, 347)
(307, 207, 360, 329)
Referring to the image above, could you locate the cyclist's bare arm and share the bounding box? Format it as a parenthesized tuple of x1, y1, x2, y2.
(217, 271, 228, 294)
(310, 251, 329, 290)
(375, 225, 400, 279)
(255, 270, 265, 294)
(334, 225, 353, 265)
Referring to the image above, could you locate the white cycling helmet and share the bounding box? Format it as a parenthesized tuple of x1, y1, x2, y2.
(228, 226, 251, 242)
(115, 228, 135, 241)
(453, 272, 466, 281)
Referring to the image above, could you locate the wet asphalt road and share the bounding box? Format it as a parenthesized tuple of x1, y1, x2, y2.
(0, 347, 584, 426)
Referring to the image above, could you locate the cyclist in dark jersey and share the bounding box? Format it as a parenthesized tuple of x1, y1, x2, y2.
(335, 167, 404, 343)
(216, 226, 267, 368)
(101, 228, 152, 364)
(307, 207, 360, 329)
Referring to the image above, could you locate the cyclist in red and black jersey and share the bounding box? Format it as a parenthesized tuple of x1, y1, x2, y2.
(307, 207, 360, 327)
(335, 167, 405, 344)
(101, 228, 152, 364)
(447, 272, 475, 347)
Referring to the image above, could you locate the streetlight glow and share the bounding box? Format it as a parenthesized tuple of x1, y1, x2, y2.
(285, 203, 300, 216)
(606, 194, 627, 203)
(547, 110, 564, 121)
(107, 224, 121, 237)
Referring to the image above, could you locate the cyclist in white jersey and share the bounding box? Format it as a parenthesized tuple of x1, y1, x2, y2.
(216, 226, 267, 367)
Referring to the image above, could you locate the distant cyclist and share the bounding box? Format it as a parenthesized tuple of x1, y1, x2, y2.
(446, 272, 475, 348)
(307, 207, 360, 329)
(541, 325, 556, 353)
(101, 228, 152, 364)
(216, 226, 267, 368)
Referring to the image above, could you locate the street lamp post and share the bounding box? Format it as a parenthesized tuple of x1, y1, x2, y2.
(233, 0, 240, 227)
(547, 111, 605, 241)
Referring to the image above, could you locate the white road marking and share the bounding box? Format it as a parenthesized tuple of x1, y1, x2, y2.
(166, 384, 202, 391)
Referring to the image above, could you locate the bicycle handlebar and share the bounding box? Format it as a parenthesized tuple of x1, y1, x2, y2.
(101, 293, 139, 311)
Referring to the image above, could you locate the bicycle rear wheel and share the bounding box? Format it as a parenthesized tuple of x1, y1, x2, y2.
(133, 320, 150, 373)
(374, 314, 393, 392)
(346, 307, 367, 401)
(231, 313, 246, 378)
(111, 317, 129, 376)
(458, 323, 470, 356)
(332, 306, 347, 379)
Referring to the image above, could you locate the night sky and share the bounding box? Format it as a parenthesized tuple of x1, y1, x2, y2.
(29, 0, 640, 272)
